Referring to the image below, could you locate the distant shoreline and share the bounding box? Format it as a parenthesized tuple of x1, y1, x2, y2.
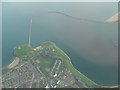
(7, 57, 20, 69)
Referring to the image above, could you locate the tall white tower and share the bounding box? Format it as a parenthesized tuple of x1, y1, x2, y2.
(28, 16, 32, 48)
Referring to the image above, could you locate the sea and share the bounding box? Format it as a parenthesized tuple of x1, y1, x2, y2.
(2, 2, 118, 86)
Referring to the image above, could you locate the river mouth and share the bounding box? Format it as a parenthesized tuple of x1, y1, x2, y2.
(2, 2, 118, 86)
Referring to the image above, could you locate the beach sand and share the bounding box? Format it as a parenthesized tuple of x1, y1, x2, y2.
(8, 57, 20, 69)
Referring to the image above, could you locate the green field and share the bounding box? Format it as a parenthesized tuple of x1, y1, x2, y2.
(42, 41, 55, 47)
(13, 45, 38, 61)
(34, 58, 53, 73)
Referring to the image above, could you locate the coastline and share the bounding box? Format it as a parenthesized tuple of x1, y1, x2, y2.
(55, 43, 118, 88)
(3, 41, 118, 88)
(55, 45, 97, 86)
(7, 57, 20, 69)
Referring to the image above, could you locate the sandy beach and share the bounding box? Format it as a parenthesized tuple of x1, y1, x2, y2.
(8, 57, 20, 69)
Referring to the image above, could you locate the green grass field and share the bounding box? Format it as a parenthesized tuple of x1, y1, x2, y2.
(13, 45, 38, 61)
(42, 41, 55, 47)
(34, 58, 53, 73)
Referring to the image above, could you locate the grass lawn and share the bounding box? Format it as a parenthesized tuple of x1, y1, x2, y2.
(36, 59, 41, 64)
(42, 41, 55, 47)
(34, 58, 53, 73)
(13, 45, 38, 61)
